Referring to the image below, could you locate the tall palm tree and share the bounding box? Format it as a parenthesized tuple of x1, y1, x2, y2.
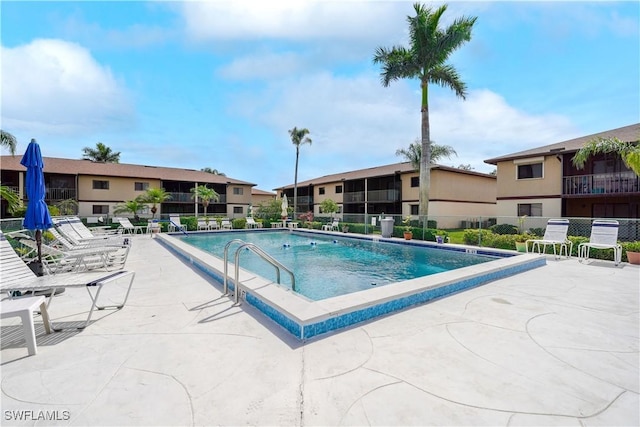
(288, 127, 312, 215)
(140, 188, 171, 218)
(190, 185, 220, 217)
(396, 139, 457, 171)
(82, 142, 121, 163)
(572, 136, 640, 176)
(1, 130, 17, 155)
(374, 3, 477, 218)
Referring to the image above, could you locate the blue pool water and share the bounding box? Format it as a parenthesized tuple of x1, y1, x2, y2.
(179, 230, 497, 301)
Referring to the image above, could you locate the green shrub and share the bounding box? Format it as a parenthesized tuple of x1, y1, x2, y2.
(232, 218, 246, 229)
(622, 241, 640, 262)
(489, 223, 518, 235)
(463, 229, 493, 246)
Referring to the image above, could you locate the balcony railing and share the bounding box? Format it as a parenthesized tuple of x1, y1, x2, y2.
(563, 173, 639, 196)
(45, 188, 77, 201)
(344, 190, 399, 203)
(167, 192, 227, 204)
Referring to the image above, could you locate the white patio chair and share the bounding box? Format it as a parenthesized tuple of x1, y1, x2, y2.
(246, 217, 262, 229)
(1, 232, 135, 331)
(525, 219, 572, 259)
(578, 220, 622, 265)
(168, 215, 186, 233)
(322, 220, 339, 231)
(221, 218, 233, 230)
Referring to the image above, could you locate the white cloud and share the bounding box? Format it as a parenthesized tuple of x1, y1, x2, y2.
(1, 39, 135, 137)
(218, 51, 309, 80)
(180, 0, 406, 42)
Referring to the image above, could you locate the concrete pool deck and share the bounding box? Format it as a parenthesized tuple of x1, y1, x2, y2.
(1, 233, 638, 426)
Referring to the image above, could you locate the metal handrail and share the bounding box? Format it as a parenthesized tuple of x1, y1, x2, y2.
(234, 243, 295, 304)
(223, 239, 246, 295)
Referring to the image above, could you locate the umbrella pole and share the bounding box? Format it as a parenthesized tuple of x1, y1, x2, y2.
(35, 229, 42, 263)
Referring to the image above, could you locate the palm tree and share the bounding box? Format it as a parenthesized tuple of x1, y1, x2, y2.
(1, 130, 17, 155)
(113, 198, 146, 222)
(55, 198, 79, 216)
(288, 127, 312, 216)
(190, 185, 220, 217)
(572, 136, 640, 176)
(82, 142, 121, 163)
(374, 3, 477, 218)
(396, 139, 457, 170)
(140, 188, 171, 218)
(0, 185, 21, 214)
(201, 167, 226, 176)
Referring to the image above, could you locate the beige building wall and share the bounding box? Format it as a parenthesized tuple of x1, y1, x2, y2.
(313, 180, 345, 216)
(496, 156, 562, 198)
(77, 176, 160, 218)
(251, 193, 275, 206)
(428, 202, 498, 229)
(225, 184, 253, 217)
(430, 169, 496, 203)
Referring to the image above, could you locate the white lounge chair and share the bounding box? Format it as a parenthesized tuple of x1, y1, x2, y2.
(221, 218, 233, 230)
(246, 217, 262, 229)
(18, 238, 128, 274)
(168, 215, 187, 233)
(1, 232, 135, 331)
(53, 217, 125, 245)
(117, 217, 146, 235)
(322, 220, 339, 231)
(578, 220, 622, 265)
(525, 219, 572, 259)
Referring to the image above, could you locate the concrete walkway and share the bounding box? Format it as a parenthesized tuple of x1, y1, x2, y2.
(1, 234, 638, 426)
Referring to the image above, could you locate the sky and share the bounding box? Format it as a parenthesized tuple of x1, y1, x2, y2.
(1, 1, 639, 192)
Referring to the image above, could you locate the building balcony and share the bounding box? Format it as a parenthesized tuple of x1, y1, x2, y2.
(563, 173, 639, 196)
(168, 192, 227, 204)
(45, 187, 77, 201)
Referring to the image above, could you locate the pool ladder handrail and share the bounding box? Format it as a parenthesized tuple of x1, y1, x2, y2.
(223, 239, 296, 304)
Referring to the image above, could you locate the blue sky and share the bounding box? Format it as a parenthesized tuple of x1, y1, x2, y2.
(2, 1, 638, 192)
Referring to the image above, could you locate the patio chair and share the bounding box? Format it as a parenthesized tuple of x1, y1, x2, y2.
(18, 238, 128, 274)
(53, 217, 125, 245)
(578, 220, 622, 265)
(246, 217, 262, 229)
(322, 220, 339, 231)
(197, 218, 211, 231)
(117, 217, 146, 234)
(168, 215, 187, 233)
(525, 219, 572, 259)
(1, 232, 135, 331)
(221, 218, 233, 230)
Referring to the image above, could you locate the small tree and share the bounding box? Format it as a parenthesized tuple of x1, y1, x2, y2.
(320, 199, 339, 219)
(1, 130, 18, 155)
(140, 188, 171, 218)
(56, 198, 79, 216)
(191, 185, 220, 217)
(114, 198, 146, 222)
(0, 185, 21, 214)
(396, 140, 457, 171)
(82, 142, 121, 163)
(254, 199, 287, 222)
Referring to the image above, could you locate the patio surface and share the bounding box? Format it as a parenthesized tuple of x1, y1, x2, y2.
(1, 233, 639, 426)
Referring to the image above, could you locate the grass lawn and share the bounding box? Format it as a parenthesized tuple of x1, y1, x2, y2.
(444, 229, 466, 244)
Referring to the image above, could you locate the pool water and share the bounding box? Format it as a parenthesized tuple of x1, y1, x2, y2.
(179, 231, 497, 301)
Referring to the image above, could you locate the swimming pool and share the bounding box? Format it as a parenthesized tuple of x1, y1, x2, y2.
(179, 231, 497, 301)
(157, 229, 546, 340)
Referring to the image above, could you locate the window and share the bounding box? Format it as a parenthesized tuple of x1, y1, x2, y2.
(410, 205, 419, 215)
(233, 206, 243, 214)
(517, 163, 543, 179)
(134, 182, 149, 191)
(319, 187, 325, 195)
(517, 203, 542, 217)
(92, 180, 109, 190)
(411, 177, 419, 187)
(92, 205, 109, 214)
(233, 187, 243, 195)
(335, 185, 342, 194)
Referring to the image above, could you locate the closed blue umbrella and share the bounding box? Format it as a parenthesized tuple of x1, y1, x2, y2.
(20, 138, 53, 265)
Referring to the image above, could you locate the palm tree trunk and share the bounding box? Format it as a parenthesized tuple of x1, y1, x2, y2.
(293, 146, 300, 217)
(419, 81, 431, 220)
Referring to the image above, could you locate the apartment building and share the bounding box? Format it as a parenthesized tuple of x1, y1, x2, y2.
(484, 123, 639, 220)
(0, 156, 255, 219)
(274, 162, 497, 228)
